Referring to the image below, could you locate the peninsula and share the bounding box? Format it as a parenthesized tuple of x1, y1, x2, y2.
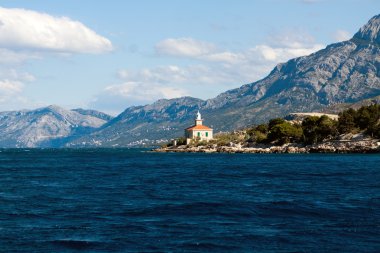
(155, 104, 380, 153)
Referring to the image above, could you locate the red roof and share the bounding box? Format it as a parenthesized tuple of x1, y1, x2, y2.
(186, 125, 212, 131)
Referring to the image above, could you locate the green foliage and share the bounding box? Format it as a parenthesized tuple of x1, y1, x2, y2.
(373, 125, 380, 138)
(197, 140, 208, 146)
(177, 137, 187, 145)
(302, 115, 338, 144)
(268, 118, 286, 130)
(246, 124, 269, 143)
(338, 108, 356, 133)
(255, 124, 269, 134)
(213, 132, 247, 146)
(317, 115, 338, 139)
(356, 104, 380, 137)
(267, 121, 303, 145)
(337, 104, 380, 137)
(302, 116, 320, 144)
(253, 131, 268, 143)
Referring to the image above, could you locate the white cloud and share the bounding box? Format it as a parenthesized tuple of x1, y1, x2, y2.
(333, 29, 351, 42)
(0, 78, 28, 107)
(0, 48, 40, 64)
(248, 44, 325, 63)
(0, 69, 36, 82)
(155, 38, 216, 57)
(0, 79, 23, 95)
(0, 7, 113, 54)
(0, 68, 36, 107)
(203, 52, 243, 64)
(0, 7, 113, 111)
(156, 32, 324, 66)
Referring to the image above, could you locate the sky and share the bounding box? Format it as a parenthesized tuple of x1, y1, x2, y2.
(0, 0, 379, 115)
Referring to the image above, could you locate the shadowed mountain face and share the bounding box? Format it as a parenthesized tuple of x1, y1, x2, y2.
(67, 14, 380, 147)
(0, 105, 111, 147)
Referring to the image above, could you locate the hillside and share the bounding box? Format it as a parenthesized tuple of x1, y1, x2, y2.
(0, 105, 110, 147)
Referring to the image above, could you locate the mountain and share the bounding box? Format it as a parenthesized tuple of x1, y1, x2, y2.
(67, 14, 380, 147)
(72, 108, 114, 121)
(322, 94, 380, 114)
(0, 105, 110, 147)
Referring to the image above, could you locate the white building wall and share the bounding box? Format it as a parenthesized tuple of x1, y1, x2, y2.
(185, 129, 213, 144)
(191, 130, 213, 141)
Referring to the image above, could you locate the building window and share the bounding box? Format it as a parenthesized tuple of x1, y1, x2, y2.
(197, 132, 200, 137)
(206, 132, 208, 137)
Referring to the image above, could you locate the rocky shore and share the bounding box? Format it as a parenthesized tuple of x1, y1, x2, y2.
(154, 138, 380, 154)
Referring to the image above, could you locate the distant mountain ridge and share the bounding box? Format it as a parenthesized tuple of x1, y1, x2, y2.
(66, 14, 380, 147)
(0, 105, 111, 147)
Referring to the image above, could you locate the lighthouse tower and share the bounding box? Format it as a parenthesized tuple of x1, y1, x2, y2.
(195, 111, 203, 125)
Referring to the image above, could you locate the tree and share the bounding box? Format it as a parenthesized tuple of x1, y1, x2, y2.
(362, 104, 380, 137)
(255, 124, 268, 134)
(316, 115, 338, 141)
(267, 122, 303, 145)
(373, 124, 380, 138)
(268, 118, 286, 131)
(268, 118, 286, 130)
(338, 108, 356, 134)
(355, 107, 372, 130)
(302, 116, 320, 144)
(246, 124, 268, 143)
(302, 115, 338, 144)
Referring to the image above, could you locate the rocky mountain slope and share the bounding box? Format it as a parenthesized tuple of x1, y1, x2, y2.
(67, 14, 380, 147)
(322, 95, 380, 114)
(0, 105, 110, 147)
(72, 108, 114, 121)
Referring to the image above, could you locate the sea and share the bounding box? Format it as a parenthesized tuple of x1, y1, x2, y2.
(0, 149, 379, 252)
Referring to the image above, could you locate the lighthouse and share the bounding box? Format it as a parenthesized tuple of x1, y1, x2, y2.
(185, 111, 213, 145)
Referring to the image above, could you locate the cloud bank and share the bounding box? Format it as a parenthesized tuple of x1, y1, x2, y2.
(0, 6, 113, 111)
(0, 7, 113, 54)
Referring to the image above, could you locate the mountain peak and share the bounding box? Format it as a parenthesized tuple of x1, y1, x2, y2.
(353, 14, 380, 44)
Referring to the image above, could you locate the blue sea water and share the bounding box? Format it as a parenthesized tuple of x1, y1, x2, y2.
(0, 149, 379, 252)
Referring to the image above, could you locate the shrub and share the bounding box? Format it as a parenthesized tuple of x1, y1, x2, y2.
(213, 131, 247, 146)
(177, 137, 187, 145)
(253, 130, 268, 143)
(255, 124, 269, 134)
(246, 124, 268, 143)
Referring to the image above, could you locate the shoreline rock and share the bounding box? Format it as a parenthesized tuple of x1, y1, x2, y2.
(153, 139, 380, 154)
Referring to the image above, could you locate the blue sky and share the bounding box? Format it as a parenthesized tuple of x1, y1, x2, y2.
(0, 0, 379, 114)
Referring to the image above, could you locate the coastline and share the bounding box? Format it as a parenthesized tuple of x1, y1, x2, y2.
(153, 139, 380, 154)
